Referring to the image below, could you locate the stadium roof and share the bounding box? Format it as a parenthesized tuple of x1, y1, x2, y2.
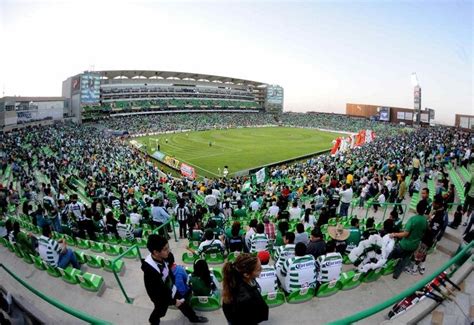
(94, 70, 267, 87)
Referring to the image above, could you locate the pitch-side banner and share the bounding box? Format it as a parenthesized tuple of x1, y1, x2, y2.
(180, 163, 196, 179)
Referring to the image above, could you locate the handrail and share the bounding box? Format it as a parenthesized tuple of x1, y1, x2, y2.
(111, 244, 142, 304)
(328, 241, 474, 324)
(152, 217, 178, 242)
(0, 263, 111, 325)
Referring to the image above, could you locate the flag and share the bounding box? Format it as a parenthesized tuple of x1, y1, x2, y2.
(255, 167, 268, 184)
(242, 181, 252, 192)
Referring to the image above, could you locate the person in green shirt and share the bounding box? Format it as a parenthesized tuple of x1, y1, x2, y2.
(189, 259, 217, 297)
(345, 217, 361, 253)
(389, 201, 428, 279)
(233, 200, 248, 219)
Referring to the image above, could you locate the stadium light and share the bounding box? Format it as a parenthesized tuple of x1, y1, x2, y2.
(411, 73, 419, 87)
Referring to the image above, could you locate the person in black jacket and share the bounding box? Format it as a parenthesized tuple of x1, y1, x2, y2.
(141, 235, 208, 325)
(222, 253, 269, 325)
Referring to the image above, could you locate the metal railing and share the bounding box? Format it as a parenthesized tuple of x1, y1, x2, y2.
(0, 263, 111, 325)
(111, 244, 143, 304)
(328, 241, 473, 324)
(152, 217, 178, 242)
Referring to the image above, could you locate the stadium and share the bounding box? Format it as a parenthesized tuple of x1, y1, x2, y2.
(0, 3, 473, 324)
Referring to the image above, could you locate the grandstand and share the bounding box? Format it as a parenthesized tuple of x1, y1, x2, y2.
(62, 70, 284, 121)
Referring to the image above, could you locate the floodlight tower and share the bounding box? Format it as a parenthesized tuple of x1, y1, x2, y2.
(411, 73, 421, 125)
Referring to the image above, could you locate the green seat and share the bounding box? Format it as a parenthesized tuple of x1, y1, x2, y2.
(286, 287, 315, 304)
(339, 270, 364, 291)
(74, 251, 87, 264)
(342, 254, 351, 265)
(190, 295, 221, 311)
(43, 261, 62, 278)
(76, 238, 91, 250)
(58, 266, 82, 285)
(5, 241, 14, 252)
(135, 238, 147, 248)
(104, 244, 123, 256)
(63, 235, 76, 246)
(209, 267, 223, 282)
(182, 252, 198, 264)
(13, 245, 24, 258)
(90, 241, 105, 253)
(31, 254, 46, 271)
(22, 251, 34, 264)
(362, 268, 383, 283)
(123, 247, 138, 259)
(262, 290, 286, 308)
(381, 259, 398, 276)
(103, 259, 125, 273)
(0, 237, 8, 246)
(86, 254, 105, 268)
(107, 234, 121, 245)
(226, 251, 241, 263)
(316, 280, 341, 297)
(75, 272, 104, 292)
(203, 252, 225, 265)
(188, 240, 200, 250)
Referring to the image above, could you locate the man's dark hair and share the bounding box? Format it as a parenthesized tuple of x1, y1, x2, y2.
(119, 214, 127, 224)
(351, 217, 359, 227)
(311, 227, 323, 238)
(42, 225, 52, 237)
(296, 223, 304, 233)
(416, 200, 428, 215)
(295, 242, 307, 256)
(256, 223, 265, 234)
(147, 234, 168, 253)
(204, 229, 214, 240)
(166, 252, 175, 265)
(284, 231, 295, 244)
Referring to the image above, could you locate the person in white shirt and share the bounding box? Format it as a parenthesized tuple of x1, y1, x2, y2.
(288, 201, 302, 221)
(130, 207, 142, 226)
(266, 201, 279, 218)
(255, 251, 278, 296)
(245, 219, 258, 251)
(338, 185, 353, 217)
(250, 197, 260, 212)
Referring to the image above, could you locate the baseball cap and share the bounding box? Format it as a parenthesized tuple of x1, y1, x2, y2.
(257, 251, 270, 264)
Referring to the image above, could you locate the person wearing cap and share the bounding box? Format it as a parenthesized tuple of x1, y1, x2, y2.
(255, 251, 278, 296)
(306, 227, 326, 260)
(327, 224, 349, 255)
(279, 242, 316, 294)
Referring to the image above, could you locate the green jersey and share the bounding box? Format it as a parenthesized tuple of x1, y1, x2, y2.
(400, 214, 427, 251)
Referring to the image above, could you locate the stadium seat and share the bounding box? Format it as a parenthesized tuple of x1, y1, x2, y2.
(262, 290, 286, 308)
(90, 241, 105, 253)
(316, 280, 342, 297)
(75, 272, 105, 293)
(362, 268, 383, 283)
(339, 270, 364, 291)
(203, 252, 225, 265)
(286, 287, 315, 304)
(381, 259, 398, 276)
(182, 252, 199, 264)
(74, 251, 87, 264)
(104, 244, 123, 256)
(190, 294, 221, 311)
(103, 259, 125, 273)
(43, 261, 62, 278)
(31, 254, 47, 271)
(86, 254, 105, 269)
(76, 238, 91, 250)
(57, 266, 81, 285)
(226, 251, 241, 263)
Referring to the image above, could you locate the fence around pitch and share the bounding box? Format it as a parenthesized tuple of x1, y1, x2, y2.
(0, 263, 111, 324)
(328, 241, 473, 325)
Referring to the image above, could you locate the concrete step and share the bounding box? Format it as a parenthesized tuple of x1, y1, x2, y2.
(436, 237, 459, 257)
(443, 226, 463, 245)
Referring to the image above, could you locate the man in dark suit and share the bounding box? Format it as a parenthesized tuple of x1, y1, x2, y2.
(142, 235, 208, 324)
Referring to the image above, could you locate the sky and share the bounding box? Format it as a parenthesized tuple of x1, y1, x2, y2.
(1, 0, 472, 125)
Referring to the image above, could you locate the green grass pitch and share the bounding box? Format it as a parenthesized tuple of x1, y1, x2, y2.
(133, 127, 346, 178)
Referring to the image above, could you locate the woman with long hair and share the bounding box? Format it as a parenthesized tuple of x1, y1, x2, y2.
(222, 253, 268, 324)
(189, 259, 217, 296)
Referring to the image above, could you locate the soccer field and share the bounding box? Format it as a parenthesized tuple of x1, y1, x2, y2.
(133, 127, 346, 178)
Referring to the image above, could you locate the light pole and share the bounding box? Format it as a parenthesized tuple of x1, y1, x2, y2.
(411, 73, 421, 125)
